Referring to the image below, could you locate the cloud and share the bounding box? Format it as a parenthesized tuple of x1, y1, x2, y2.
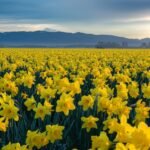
(0, 0, 142, 21)
(1, 0, 150, 23)
(0, 0, 150, 38)
(0, 23, 73, 32)
(115, 16, 150, 24)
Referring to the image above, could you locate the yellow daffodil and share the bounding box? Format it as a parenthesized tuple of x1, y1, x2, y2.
(33, 102, 53, 120)
(56, 93, 75, 115)
(78, 95, 94, 111)
(24, 96, 36, 111)
(91, 132, 111, 150)
(81, 115, 99, 132)
(0, 100, 19, 121)
(46, 124, 64, 143)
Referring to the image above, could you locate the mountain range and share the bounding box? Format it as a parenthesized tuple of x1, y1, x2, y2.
(0, 31, 150, 48)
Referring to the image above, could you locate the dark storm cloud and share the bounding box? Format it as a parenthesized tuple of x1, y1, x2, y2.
(104, 0, 150, 10)
(0, 0, 150, 38)
(0, 0, 149, 22)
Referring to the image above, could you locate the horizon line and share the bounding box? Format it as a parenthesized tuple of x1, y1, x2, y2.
(1, 30, 150, 40)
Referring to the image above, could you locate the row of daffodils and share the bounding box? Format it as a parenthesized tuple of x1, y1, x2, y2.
(0, 48, 150, 150)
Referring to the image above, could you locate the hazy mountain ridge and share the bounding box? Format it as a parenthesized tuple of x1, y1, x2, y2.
(0, 31, 149, 47)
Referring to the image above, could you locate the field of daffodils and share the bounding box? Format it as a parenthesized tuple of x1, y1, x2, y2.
(0, 48, 150, 150)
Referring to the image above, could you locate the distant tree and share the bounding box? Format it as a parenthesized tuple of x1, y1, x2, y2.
(95, 41, 120, 48)
(148, 42, 150, 48)
(141, 42, 147, 48)
(122, 41, 128, 48)
(95, 41, 105, 48)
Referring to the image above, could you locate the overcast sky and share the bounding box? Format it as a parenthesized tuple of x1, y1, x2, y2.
(0, 0, 150, 38)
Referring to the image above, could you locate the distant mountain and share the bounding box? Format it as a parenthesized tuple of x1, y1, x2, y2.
(0, 31, 149, 47)
(43, 28, 57, 32)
